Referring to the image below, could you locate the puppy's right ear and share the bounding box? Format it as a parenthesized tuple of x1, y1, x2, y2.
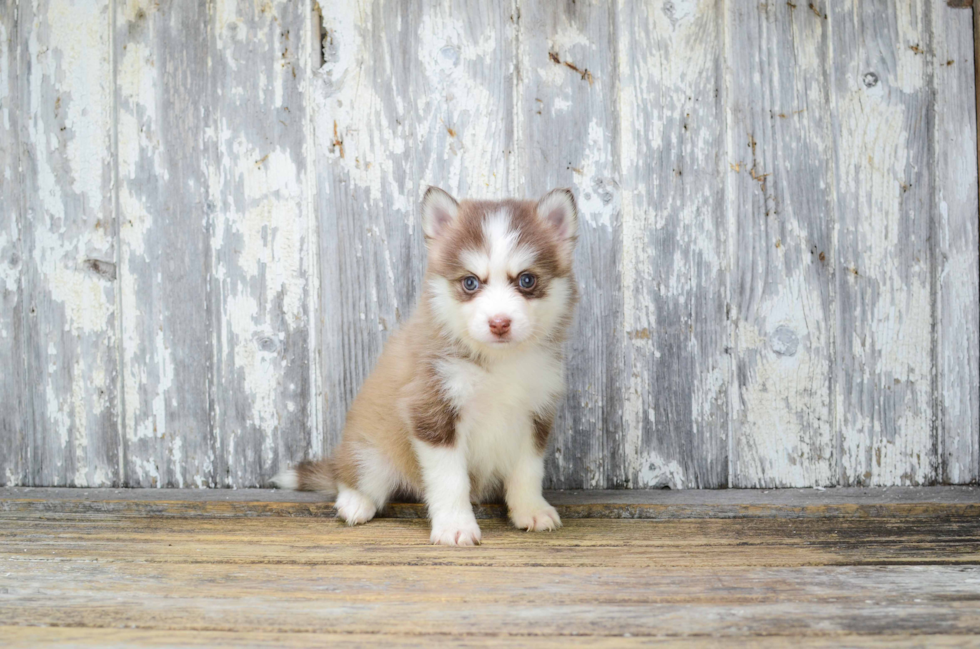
(421, 187, 459, 241)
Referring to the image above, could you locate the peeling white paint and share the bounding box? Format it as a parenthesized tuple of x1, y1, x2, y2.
(3, 0, 977, 490)
(15, 0, 119, 488)
(42, 0, 112, 216)
(637, 450, 686, 489)
(733, 272, 834, 487)
(833, 4, 937, 485)
(574, 119, 618, 230)
(416, 8, 512, 196)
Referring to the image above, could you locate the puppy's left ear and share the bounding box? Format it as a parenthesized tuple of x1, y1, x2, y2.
(536, 188, 578, 244)
(421, 186, 460, 242)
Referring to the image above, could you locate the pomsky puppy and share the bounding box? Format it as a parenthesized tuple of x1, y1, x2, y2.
(274, 187, 578, 546)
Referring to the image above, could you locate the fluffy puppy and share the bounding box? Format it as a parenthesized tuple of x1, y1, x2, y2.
(275, 187, 578, 546)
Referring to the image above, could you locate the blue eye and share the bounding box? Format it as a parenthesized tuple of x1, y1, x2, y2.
(519, 273, 536, 289)
(462, 276, 480, 292)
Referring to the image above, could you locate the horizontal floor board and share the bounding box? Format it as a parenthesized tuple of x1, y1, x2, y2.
(4, 561, 980, 607)
(2, 516, 979, 547)
(2, 487, 978, 520)
(3, 563, 980, 637)
(5, 628, 979, 649)
(1, 518, 978, 568)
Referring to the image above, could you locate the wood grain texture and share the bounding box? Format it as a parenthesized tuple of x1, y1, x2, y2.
(18, 0, 120, 486)
(114, 0, 213, 487)
(3, 485, 979, 519)
(3, 516, 979, 568)
(5, 630, 978, 649)
(1, 499, 980, 643)
(934, 0, 980, 483)
(0, 0, 29, 486)
(618, 0, 729, 489)
(4, 560, 980, 635)
(208, 0, 314, 487)
(727, 1, 836, 487)
(831, 1, 937, 486)
(0, 0, 978, 489)
(519, 0, 624, 488)
(314, 0, 423, 454)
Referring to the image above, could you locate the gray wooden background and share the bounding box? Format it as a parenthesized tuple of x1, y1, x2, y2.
(1, 0, 978, 490)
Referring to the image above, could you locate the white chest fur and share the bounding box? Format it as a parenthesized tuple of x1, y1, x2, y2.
(435, 348, 564, 487)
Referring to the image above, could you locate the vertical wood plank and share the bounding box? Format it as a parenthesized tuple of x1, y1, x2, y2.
(210, 0, 313, 487)
(19, 0, 120, 486)
(519, 0, 622, 489)
(0, 0, 30, 485)
(618, 0, 729, 488)
(115, 0, 214, 487)
(314, 0, 422, 454)
(831, 1, 936, 485)
(414, 1, 517, 199)
(934, 0, 979, 483)
(727, 0, 836, 487)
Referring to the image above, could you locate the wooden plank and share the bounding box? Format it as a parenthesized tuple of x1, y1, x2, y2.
(2, 560, 980, 637)
(209, 0, 314, 486)
(0, 0, 30, 485)
(934, 0, 980, 483)
(4, 514, 978, 547)
(4, 630, 979, 649)
(413, 1, 517, 198)
(518, 0, 624, 488)
(726, 1, 836, 487)
(314, 0, 423, 453)
(3, 486, 978, 519)
(114, 1, 213, 487)
(831, 1, 936, 486)
(3, 629, 977, 649)
(17, 0, 120, 486)
(1, 515, 978, 567)
(617, 0, 729, 488)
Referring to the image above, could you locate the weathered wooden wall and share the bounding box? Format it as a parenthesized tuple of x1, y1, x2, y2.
(0, 0, 977, 489)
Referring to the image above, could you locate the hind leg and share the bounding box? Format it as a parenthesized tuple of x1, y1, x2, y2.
(334, 445, 402, 526)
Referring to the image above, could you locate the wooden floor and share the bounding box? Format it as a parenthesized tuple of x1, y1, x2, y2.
(2, 487, 980, 647)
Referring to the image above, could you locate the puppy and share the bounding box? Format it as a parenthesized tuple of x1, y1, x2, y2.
(275, 187, 578, 546)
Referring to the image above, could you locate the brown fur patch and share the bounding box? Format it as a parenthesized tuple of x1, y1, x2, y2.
(406, 363, 460, 446)
(532, 411, 554, 453)
(294, 459, 335, 492)
(427, 201, 491, 278)
(509, 200, 571, 278)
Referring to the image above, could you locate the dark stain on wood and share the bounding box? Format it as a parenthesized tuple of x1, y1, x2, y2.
(331, 120, 344, 158)
(83, 258, 117, 281)
(548, 50, 594, 85)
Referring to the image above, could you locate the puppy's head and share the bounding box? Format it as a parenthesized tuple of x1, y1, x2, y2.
(422, 187, 578, 353)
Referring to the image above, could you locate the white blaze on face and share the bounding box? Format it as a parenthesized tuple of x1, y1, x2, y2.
(458, 210, 537, 346)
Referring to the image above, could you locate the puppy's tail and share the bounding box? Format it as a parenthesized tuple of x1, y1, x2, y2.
(272, 459, 336, 493)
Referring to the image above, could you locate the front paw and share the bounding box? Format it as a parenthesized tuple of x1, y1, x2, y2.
(335, 488, 377, 526)
(510, 502, 561, 532)
(430, 514, 482, 546)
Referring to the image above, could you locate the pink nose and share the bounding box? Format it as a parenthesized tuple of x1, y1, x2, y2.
(488, 315, 511, 337)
